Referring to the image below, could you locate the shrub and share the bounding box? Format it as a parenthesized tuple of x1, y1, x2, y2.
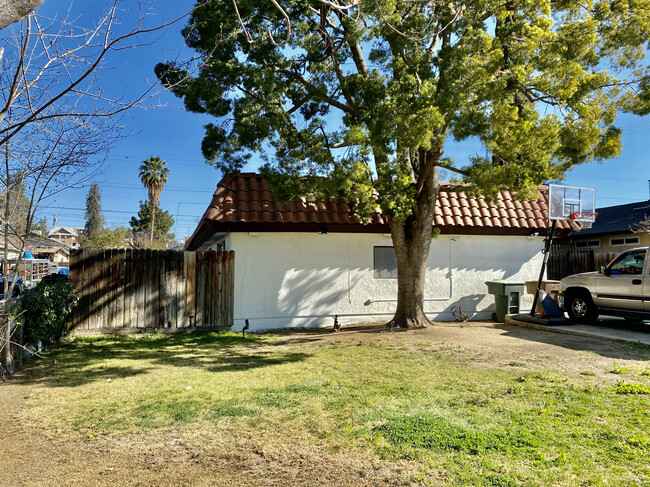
(20, 279, 78, 346)
(608, 363, 628, 374)
(613, 382, 650, 395)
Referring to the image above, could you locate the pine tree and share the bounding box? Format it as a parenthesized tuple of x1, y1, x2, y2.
(84, 183, 104, 242)
(129, 201, 175, 248)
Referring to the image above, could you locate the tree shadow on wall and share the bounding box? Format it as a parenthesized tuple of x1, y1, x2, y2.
(277, 266, 362, 322)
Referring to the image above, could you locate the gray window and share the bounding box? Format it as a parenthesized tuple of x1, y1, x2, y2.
(374, 246, 397, 279)
(610, 236, 639, 247)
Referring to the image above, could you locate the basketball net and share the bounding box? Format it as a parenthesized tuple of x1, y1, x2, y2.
(569, 212, 597, 230)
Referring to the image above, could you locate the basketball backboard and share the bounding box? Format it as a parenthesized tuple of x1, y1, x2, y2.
(548, 184, 596, 221)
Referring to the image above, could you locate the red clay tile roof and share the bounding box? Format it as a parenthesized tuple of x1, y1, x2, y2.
(185, 173, 573, 250)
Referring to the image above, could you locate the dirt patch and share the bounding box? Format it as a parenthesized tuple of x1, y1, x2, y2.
(1, 321, 648, 486)
(1, 400, 412, 487)
(274, 321, 648, 379)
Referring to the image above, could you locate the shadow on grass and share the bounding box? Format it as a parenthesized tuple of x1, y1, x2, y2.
(13, 332, 311, 388)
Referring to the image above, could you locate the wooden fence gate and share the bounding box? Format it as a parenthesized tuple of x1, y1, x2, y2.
(69, 249, 235, 332)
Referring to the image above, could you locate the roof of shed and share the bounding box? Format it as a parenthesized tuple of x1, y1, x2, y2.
(185, 173, 573, 250)
(49, 226, 82, 236)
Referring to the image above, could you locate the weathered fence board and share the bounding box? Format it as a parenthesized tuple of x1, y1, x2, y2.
(123, 250, 133, 328)
(69, 249, 234, 332)
(184, 252, 196, 319)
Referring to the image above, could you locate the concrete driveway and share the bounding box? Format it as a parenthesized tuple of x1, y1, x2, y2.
(506, 314, 650, 346)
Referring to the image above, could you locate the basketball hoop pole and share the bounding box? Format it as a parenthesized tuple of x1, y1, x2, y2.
(530, 219, 557, 317)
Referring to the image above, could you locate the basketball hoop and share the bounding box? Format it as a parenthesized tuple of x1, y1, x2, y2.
(569, 211, 598, 230)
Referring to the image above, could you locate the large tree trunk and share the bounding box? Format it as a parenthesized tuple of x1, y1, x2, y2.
(150, 204, 155, 242)
(2, 139, 13, 376)
(2, 221, 12, 376)
(389, 165, 440, 328)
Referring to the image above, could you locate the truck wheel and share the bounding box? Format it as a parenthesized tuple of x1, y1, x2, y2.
(566, 291, 598, 323)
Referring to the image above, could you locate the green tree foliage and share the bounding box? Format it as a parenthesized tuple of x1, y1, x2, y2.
(84, 183, 104, 242)
(33, 217, 47, 236)
(158, 1, 650, 327)
(130, 201, 175, 248)
(139, 156, 169, 242)
(84, 227, 132, 249)
(20, 279, 78, 346)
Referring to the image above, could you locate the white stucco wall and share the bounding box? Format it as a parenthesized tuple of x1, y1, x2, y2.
(214, 232, 545, 331)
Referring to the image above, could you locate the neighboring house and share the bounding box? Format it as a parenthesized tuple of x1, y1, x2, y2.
(25, 233, 71, 265)
(185, 173, 572, 331)
(0, 232, 64, 281)
(569, 199, 650, 262)
(49, 226, 84, 246)
(0, 234, 23, 262)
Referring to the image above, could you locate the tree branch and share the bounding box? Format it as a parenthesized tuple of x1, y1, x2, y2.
(438, 163, 470, 177)
(277, 68, 355, 115)
(333, 8, 369, 79)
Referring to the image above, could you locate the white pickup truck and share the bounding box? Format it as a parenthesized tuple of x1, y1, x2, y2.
(560, 247, 650, 323)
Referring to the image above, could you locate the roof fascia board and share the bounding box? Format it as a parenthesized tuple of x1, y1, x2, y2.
(195, 232, 229, 251)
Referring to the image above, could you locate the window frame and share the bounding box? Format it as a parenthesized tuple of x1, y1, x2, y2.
(610, 236, 640, 247)
(373, 246, 398, 279)
(609, 249, 646, 275)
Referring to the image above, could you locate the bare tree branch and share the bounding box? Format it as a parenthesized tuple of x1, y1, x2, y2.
(0, 1, 201, 147)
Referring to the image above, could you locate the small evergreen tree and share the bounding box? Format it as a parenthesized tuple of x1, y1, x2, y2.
(129, 201, 175, 248)
(33, 217, 48, 236)
(84, 183, 104, 242)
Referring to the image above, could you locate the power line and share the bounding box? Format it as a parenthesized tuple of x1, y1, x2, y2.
(104, 156, 211, 168)
(41, 205, 203, 218)
(97, 183, 215, 193)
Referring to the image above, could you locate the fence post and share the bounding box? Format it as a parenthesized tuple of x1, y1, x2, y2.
(195, 251, 205, 327)
(228, 251, 235, 327)
(184, 251, 196, 324)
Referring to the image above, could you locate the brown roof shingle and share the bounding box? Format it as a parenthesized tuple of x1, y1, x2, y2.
(185, 173, 573, 250)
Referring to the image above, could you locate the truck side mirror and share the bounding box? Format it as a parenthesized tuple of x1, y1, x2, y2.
(600, 266, 611, 276)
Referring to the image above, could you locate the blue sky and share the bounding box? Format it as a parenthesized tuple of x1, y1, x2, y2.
(33, 1, 650, 240)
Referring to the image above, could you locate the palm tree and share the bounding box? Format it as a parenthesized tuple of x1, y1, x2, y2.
(139, 156, 169, 241)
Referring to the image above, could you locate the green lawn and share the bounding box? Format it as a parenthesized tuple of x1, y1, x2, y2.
(16, 329, 650, 486)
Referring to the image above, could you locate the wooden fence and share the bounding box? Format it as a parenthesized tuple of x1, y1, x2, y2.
(69, 249, 235, 332)
(548, 241, 623, 280)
